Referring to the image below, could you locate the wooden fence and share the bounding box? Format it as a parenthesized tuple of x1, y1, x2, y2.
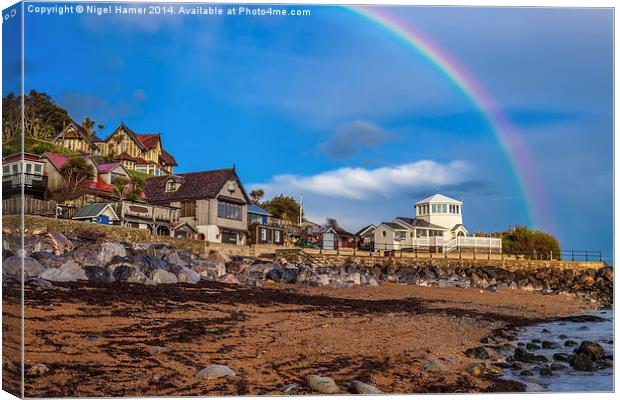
(2, 197, 57, 217)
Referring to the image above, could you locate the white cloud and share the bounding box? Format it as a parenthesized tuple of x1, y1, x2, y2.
(252, 160, 472, 201)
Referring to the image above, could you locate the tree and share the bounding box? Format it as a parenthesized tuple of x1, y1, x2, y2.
(502, 225, 561, 260)
(113, 175, 145, 201)
(50, 157, 95, 202)
(249, 189, 265, 204)
(82, 116, 104, 137)
(3, 89, 71, 141)
(261, 194, 300, 223)
(325, 217, 340, 230)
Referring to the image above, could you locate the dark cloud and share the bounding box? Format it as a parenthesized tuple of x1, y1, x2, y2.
(57, 91, 145, 123)
(319, 120, 392, 160)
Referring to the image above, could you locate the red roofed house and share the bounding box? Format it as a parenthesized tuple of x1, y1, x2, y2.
(144, 168, 250, 244)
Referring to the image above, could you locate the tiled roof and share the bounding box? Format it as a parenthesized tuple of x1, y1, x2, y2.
(97, 162, 121, 173)
(43, 151, 91, 170)
(160, 149, 177, 166)
(143, 168, 250, 203)
(394, 217, 446, 230)
(80, 179, 114, 193)
(117, 152, 138, 162)
(135, 134, 160, 149)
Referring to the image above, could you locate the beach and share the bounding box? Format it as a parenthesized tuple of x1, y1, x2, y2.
(4, 280, 593, 397)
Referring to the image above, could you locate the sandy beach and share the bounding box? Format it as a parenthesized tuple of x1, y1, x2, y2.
(2, 281, 592, 397)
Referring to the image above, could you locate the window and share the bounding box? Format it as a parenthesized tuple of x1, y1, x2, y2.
(3, 165, 10, 176)
(165, 180, 176, 192)
(25, 163, 32, 174)
(33, 164, 42, 174)
(260, 228, 267, 241)
(180, 201, 196, 217)
(274, 230, 281, 243)
(218, 201, 242, 221)
(382, 230, 387, 237)
(441, 204, 447, 213)
(11, 164, 18, 174)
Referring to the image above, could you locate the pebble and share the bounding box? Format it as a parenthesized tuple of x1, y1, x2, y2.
(27, 363, 49, 376)
(422, 360, 448, 373)
(349, 380, 381, 394)
(306, 375, 339, 394)
(195, 365, 236, 380)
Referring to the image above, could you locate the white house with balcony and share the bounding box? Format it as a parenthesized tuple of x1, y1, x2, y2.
(373, 194, 501, 253)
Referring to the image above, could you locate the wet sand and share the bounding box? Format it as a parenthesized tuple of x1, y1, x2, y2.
(3, 281, 591, 397)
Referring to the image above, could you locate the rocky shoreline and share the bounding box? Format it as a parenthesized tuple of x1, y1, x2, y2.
(3, 230, 613, 307)
(2, 230, 613, 396)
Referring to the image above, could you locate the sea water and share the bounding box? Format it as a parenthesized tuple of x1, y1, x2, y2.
(503, 309, 613, 392)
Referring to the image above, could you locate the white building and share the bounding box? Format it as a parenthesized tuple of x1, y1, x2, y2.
(374, 193, 501, 253)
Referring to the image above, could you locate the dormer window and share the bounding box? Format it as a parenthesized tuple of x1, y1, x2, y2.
(165, 179, 177, 192)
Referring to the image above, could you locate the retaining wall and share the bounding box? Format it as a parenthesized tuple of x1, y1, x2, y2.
(275, 249, 606, 272)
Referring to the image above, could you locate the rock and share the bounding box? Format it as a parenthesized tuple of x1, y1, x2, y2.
(39, 268, 79, 282)
(550, 362, 567, 371)
(206, 250, 231, 264)
(148, 346, 165, 355)
(552, 353, 572, 363)
(30, 252, 65, 268)
(464, 346, 490, 360)
(281, 384, 300, 395)
(539, 367, 553, 376)
(27, 363, 49, 376)
(533, 354, 549, 362)
(513, 347, 537, 363)
(191, 259, 226, 278)
(219, 273, 241, 285)
(196, 365, 236, 380)
(526, 342, 541, 351)
(38, 231, 74, 254)
(510, 362, 524, 370)
(4, 256, 48, 279)
(531, 338, 541, 344)
(595, 360, 613, 370)
(98, 240, 127, 265)
(306, 375, 339, 394)
(468, 362, 502, 376)
(163, 250, 190, 268)
(422, 360, 448, 373)
(176, 266, 200, 283)
(520, 369, 533, 376)
(564, 340, 578, 347)
(84, 265, 115, 284)
(576, 341, 605, 361)
(266, 268, 299, 284)
(349, 380, 380, 394)
(542, 341, 559, 349)
(151, 269, 178, 284)
(571, 353, 594, 371)
(480, 336, 497, 345)
(113, 266, 153, 285)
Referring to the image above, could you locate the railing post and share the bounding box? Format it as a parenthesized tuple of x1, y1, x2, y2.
(571, 250, 574, 261)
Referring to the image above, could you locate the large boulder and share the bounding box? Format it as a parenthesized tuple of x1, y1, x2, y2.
(83, 265, 115, 284)
(266, 267, 299, 284)
(575, 341, 605, 361)
(37, 232, 74, 254)
(195, 365, 235, 380)
(39, 268, 78, 282)
(151, 269, 178, 284)
(175, 266, 200, 283)
(206, 250, 231, 264)
(190, 259, 226, 279)
(3, 256, 47, 279)
(29, 252, 66, 269)
(113, 265, 154, 285)
(97, 240, 127, 265)
(349, 380, 380, 394)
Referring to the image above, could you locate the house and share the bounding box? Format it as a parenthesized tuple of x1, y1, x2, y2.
(111, 200, 179, 235)
(2, 153, 48, 200)
(355, 224, 376, 250)
(54, 121, 99, 154)
(306, 225, 356, 250)
(53, 121, 178, 176)
(96, 161, 131, 185)
(247, 204, 285, 245)
(143, 168, 250, 245)
(374, 193, 501, 253)
(73, 203, 119, 225)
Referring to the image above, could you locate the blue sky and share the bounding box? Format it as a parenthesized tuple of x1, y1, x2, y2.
(5, 4, 613, 259)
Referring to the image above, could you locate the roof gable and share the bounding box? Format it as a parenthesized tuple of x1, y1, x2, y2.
(143, 168, 250, 203)
(55, 121, 97, 149)
(73, 203, 119, 219)
(107, 123, 147, 150)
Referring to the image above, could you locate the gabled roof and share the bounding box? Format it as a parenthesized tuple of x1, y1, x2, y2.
(159, 149, 177, 166)
(378, 222, 403, 230)
(107, 123, 147, 151)
(247, 204, 272, 216)
(3, 153, 43, 163)
(54, 121, 98, 149)
(355, 224, 376, 236)
(143, 168, 250, 203)
(394, 217, 447, 230)
(97, 162, 123, 173)
(415, 193, 462, 205)
(73, 203, 119, 220)
(135, 134, 161, 149)
(43, 151, 93, 171)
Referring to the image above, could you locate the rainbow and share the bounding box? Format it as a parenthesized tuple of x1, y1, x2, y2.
(345, 5, 552, 229)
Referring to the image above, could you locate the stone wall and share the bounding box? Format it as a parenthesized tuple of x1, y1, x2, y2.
(6, 216, 293, 258)
(276, 249, 606, 272)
